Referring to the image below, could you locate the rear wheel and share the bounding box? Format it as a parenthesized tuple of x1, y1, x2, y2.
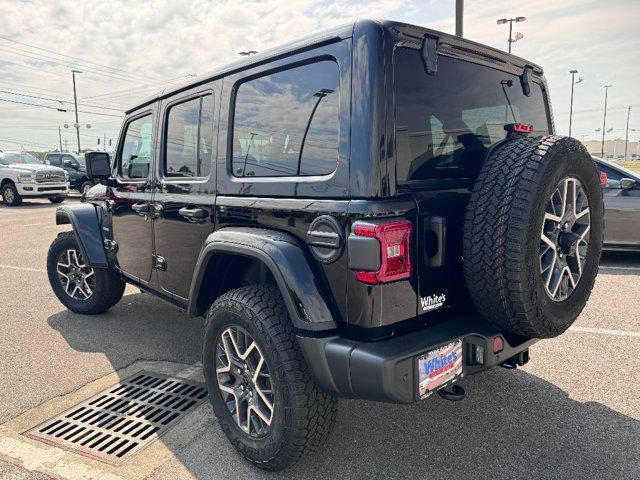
(80, 181, 93, 195)
(463, 136, 604, 338)
(47, 231, 125, 314)
(48, 196, 65, 204)
(203, 285, 337, 471)
(1, 183, 22, 206)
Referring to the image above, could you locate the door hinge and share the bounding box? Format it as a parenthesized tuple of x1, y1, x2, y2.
(103, 239, 118, 253)
(152, 254, 167, 271)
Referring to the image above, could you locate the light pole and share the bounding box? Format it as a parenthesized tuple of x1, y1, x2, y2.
(58, 126, 63, 152)
(568, 70, 583, 137)
(601, 85, 612, 157)
(238, 51, 257, 56)
(71, 70, 82, 152)
(497, 16, 526, 53)
(624, 106, 631, 161)
(455, 0, 464, 37)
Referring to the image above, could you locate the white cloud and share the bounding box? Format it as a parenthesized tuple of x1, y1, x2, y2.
(0, 0, 637, 151)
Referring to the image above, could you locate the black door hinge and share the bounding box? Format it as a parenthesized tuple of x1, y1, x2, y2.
(103, 239, 118, 253)
(152, 254, 167, 271)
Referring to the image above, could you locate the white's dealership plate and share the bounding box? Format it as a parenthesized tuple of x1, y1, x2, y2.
(417, 339, 463, 399)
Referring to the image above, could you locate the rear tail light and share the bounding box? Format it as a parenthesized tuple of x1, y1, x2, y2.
(600, 171, 608, 186)
(352, 219, 413, 284)
(493, 335, 504, 353)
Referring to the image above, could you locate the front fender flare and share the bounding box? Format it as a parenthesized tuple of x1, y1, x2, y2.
(55, 203, 108, 268)
(188, 227, 337, 332)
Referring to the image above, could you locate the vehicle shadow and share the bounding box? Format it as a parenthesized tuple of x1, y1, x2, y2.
(48, 293, 640, 480)
(600, 251, 640, 275)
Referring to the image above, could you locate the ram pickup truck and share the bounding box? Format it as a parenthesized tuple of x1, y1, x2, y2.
(46, 20, 603, 471)
(1, 151, 69, 206)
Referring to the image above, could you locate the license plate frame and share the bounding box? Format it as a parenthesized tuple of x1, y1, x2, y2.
(417, 339, 463, 399)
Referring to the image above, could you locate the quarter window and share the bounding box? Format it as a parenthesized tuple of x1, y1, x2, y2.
(164, 94, 214, 178)
(120, 114, 153, 180)
(232, 61, 340, 178)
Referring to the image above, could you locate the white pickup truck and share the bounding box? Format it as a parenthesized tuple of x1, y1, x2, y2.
(0, 151, 70, 206)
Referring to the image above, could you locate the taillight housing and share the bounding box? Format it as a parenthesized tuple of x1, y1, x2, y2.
(600, 171, 608, 186)
(352, 219, 413, 284)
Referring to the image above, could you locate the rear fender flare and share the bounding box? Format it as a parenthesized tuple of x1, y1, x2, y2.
(55, 203, 108, 268)
(188, 227, 337, 332)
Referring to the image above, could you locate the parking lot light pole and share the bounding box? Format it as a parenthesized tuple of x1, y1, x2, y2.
(601, 85, 612, 157)
(71, 70, 82, 153)
(497, 16, 526, 53)
(624, 106, 631, 161)
(569, 70, 583, 138)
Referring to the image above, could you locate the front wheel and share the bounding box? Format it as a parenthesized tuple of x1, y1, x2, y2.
(80, 181, 93, 195)
(47, 231, 125, 314)
(202, 285, 337, 471)
(1, 183, 22, 206)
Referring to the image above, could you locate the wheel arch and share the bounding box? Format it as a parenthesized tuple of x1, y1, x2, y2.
(55, 203, 109, 268)
(188, 227, 338, 332)
(1, 178, 15, 187)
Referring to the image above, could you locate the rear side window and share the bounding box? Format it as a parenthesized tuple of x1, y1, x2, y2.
(394, 48, 550, 181)
(232, 61, 340, 178)
(47, 154, 62, 166)
(120, 114, 153, 180)
(164, 94, 214, 179)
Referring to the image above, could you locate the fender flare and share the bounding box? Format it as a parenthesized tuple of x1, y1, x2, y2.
(55, 203, 108, 268)
(188, 227, 338, 332)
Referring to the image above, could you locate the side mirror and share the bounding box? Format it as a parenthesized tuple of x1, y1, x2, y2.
(63, 159, 73, 167)
(620, 178, 636, 190)
(85, 151, 111, 180)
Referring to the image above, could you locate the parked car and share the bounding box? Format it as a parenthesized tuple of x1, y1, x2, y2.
(45, 20, 604, 471)
(593, 156, 640, 250)
(44, 153, 94, 194)
(0, 151, 69, 206)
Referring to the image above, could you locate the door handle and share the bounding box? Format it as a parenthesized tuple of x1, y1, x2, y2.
(179, 207, 207, 221)
(132, 203, 150, 216)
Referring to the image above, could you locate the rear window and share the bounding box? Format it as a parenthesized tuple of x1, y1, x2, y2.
(394, 48, 550, 182)
(231, 60, 340, 178)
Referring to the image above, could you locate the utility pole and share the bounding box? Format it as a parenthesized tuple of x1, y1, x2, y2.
(455, 0, 463, 37)
(624, 106, 631, 161)
(58, 126, 63, 152)
(103, 133, 106, 152)
(568, 70, 583, 137)
(71, 69, 82, 153)
(601, 85, 612, 157)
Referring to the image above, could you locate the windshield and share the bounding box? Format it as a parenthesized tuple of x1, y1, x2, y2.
(0, 152, 40, 165)
(394, 48, 551, 181)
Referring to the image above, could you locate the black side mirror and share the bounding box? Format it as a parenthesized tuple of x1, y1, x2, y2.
(63, 159, 73, 168)
(620, 178, 636, 190)
(85, 151, 111, 180)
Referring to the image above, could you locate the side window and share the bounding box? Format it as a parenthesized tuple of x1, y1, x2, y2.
(48, 154, 61, 166)
(596, 164, 625, 188)
(232, 60, 340, 178)
(120, 114, 153, 180)
(164, 94, 214, 178)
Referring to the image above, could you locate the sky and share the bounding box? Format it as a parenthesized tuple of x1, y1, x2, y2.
(0, 0, 638, 152)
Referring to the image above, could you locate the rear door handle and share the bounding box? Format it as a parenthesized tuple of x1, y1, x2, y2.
(132, 203, 150, 215)
(179, 207, 207, 221)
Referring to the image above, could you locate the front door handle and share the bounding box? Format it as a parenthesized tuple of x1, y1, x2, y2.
(179, 207, 207, 221)
(132, 203, 150, 216)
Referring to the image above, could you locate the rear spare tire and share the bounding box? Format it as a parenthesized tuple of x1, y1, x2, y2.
(463, 135, 603, 338)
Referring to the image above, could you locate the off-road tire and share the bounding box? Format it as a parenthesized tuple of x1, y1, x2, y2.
(202, 285, 337, 471)
(1, 183, 22, 206)
(463, 135, 604, 338)
(47, 231, 125, 314)
(48, 196, 65, 204)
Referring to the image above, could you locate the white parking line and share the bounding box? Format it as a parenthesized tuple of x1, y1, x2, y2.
(2, 222, 57, 228)
(568, 326, 640, 338)
(599, 266, 640, 272)
(0, 264, 46, 273)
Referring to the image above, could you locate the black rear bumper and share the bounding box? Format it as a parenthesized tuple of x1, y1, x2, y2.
(297, 313, 537, 404)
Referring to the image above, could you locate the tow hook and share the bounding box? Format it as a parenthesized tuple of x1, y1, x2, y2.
(500, 349, 530, 369)
(437, 384, 466, 402)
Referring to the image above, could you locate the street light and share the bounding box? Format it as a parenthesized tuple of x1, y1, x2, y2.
(71, 70, 82, 152)
(497, 16, 526, 53)
(238, 51, 257, 56)
(601, 85, 613, 157)
(568, 69, 584, 137)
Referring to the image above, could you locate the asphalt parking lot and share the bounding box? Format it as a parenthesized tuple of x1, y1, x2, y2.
(0, 198, 638, 480)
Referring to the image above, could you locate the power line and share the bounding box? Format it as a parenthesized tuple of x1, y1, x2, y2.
(0, 136, 56, 149)
(0, 89, 123, 111)
(0, 97, 123, 117)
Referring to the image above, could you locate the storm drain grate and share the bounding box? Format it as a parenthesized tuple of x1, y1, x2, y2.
(25, 371, 208, 464)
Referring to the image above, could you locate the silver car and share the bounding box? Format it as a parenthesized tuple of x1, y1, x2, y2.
(593, 157, 640, 250)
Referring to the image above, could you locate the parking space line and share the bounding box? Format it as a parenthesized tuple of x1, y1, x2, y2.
(2, 222, 58, 228)
(599, 266, 640, 272)
(568, 326, 640, 338)
(0, 264, 46, 273)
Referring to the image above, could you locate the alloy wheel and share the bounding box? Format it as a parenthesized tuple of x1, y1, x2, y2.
(540, 176, 591, 301)
(56, 248, 96, 300)
(3, 187, 15, 203)
(215, 326, 274, 437)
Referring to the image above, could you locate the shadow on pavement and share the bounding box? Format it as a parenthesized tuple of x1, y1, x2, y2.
(49, 293, 640, 480)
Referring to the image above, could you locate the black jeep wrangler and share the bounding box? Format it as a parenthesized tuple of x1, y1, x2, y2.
(46, 20, 603, 471)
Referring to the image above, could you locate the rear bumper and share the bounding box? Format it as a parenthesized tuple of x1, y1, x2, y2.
(297, 313, 537, 404)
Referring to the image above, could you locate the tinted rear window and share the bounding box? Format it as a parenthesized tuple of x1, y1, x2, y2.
(394, 48, 550, 182)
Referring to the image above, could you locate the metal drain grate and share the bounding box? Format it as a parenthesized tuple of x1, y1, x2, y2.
(25, 371, 208, 464)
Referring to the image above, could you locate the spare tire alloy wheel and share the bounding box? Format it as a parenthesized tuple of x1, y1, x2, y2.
(215, 326, 274, 437)
(540, 177, 590, 301)
(56, 248, 95, 300)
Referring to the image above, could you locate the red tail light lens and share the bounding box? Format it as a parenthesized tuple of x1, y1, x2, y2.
(600, 171, 608, 186)
(513, 123, 533, 133)
(353, 220, 413, 284)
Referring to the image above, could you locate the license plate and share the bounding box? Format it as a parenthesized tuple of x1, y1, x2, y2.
(417, 340, 463, 399)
